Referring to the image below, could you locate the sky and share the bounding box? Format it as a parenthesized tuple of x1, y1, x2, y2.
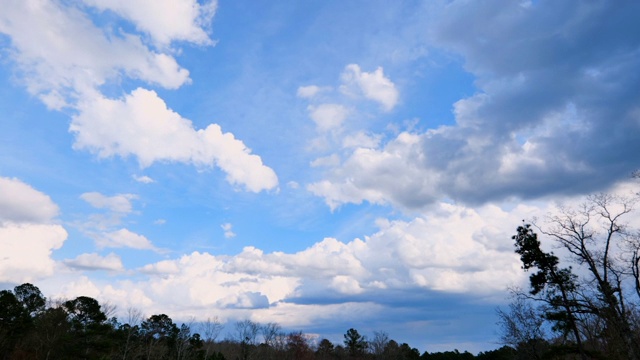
(1, 0, 640, 354)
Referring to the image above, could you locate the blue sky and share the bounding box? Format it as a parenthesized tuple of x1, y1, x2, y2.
(1, 0, 640, 353)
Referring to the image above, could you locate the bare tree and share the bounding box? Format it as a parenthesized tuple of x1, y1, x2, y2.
(101, 301, 117, 319)
(370, 331, 389, 358)
(122, 307, 143, 360)
(497, 293, 547, 360)
(234, 319, 260, 360)
(542, 194, 639, 359)
(234, 319, 260, 345)
(514, 193, 640, 359)
(261, 322, 281, 347)
(175, 317, 196, 360)
(201, 316, 224, 342)
(200, 316, 224, 360)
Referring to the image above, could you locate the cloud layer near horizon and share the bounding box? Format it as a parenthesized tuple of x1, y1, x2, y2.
(0, 174, 535, 313)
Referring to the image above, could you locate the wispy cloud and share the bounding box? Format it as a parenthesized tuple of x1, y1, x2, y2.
(97, 229, 157, 251)
(133, 175, 155, 184)
(81, 192, 138, 214)
(221, 223, 236, 239)
(64, 252, 124, 271)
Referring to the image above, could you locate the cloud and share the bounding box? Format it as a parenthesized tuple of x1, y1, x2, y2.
(299, 64, 398, 160)
(297, 85, 323, 98)
(0, 177, 59, 224)
(253, 200, 529, 296)
(33, 196, 538, 339)
(0, 224, 67, 283)
(0, 0, 190, 107)
(77, 192, 159, 251)
(310, 1, 640, 210)
(0, 0, 277, 193)
(310, 154, 341, 168)
(340, 64, 399, 111)
(221, 223, 236, 239)
(0, 177, 66, 283)
(83, 0, 217, 47)
(139, 259, 180, 275)
(330, 275, 364, 295)
(97, 228, 156, 250)
(342, 131, 381, 149)
(307, 104, 349, 132)
(308, 132, 434, 210)
(133, 175, 155, 184)
(64, 252, 124, 271)
(81, 192, 138, 213)
(71, 88, 278, 192)
(218, 291, 270, 309)
(426, 0, 640, 197)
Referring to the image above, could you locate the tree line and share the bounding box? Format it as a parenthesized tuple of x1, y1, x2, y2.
(0, 281, 514, 360)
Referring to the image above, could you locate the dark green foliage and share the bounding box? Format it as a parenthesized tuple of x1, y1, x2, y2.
(344, 328, 367, 357)
(398, 343, 421, 359)
(13, 283, 45, 316)
(421, 349, 475, 360)
(0, 284, 207, 360)
(316, 338, 335, 359)
(64, 296, 108, 328)
(512, 223, 585, 356)
(141, 313, 178, 339)
(206, 351, 226, 360)
(140, 314, 180, 359)
(0, 290, 30, 359)
(62, 296, 112, 358)
(32, 306, 72, 359)
(513, 224, 577, 297)
(475, 346, 516, 360)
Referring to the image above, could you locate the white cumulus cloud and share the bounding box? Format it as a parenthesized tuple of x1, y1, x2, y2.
(0, 0, 277, 194)
(0, 177, 59, 224)
(37, 198, 536, 326)
(308, 132, 432, 210)
(83, 0, 217, 47)
(0, 0, 190, 106)
(0, 224, 67, 283)
(0, 177, 67, 283)
(340, 64, 399, 111)
(71, 89, 278, 192)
